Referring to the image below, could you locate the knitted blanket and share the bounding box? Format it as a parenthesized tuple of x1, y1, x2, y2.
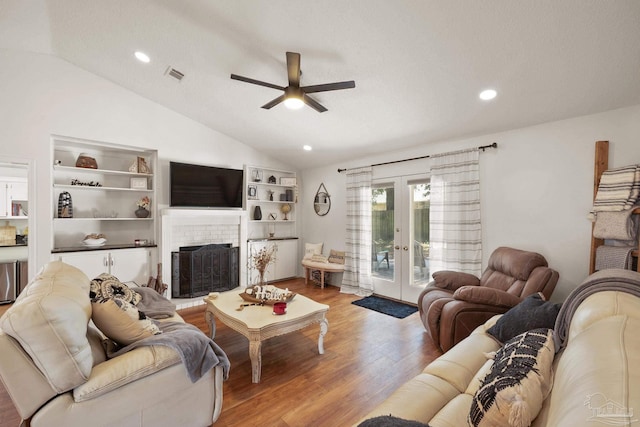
(590, 164, 640, 214)
(593, 209, 639, 241)
(135, 286, 176, 319)
(595, 245, 635, 271)
(554, 269, 640, 352)
(107, 321, 230, 382)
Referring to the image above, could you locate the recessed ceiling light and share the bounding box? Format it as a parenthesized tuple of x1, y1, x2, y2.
(303, 145, 312, 151)
(134, 51, 150, 63)
(479, 89, 497, 101)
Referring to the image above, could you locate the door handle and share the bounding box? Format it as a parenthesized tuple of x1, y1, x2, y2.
(403, 246, 409, 251)
(394, 245, 400, 250)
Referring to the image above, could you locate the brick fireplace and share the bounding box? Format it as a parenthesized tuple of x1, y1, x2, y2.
(161, 209, 248, 306)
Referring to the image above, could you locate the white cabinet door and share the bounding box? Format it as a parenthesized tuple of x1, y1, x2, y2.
(274, 239, 298, 280)
(8, 182, 27, 201)
(109, 248, 153, 285)
(0, 184, 7, 217)
(54, 248, 153, 284)
(247, 241, 276, 285)
(54, 251, 110, 280)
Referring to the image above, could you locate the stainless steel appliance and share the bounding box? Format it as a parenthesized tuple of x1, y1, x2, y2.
(0, 261, 17, 304)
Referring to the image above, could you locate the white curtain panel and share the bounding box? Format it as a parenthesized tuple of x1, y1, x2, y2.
(341, 167, 374, 296)
(429, 149, 482, 277)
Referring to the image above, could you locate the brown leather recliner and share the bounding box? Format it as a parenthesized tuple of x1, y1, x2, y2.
(418, 246, 559, 353)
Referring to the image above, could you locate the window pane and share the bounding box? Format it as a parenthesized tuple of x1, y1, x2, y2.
(411, 182, 430, 285)
(372, 185, 394, 281)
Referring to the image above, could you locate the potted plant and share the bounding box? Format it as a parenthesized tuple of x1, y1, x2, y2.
(135, 196, 151, 218)
(249, 245, 276, 285)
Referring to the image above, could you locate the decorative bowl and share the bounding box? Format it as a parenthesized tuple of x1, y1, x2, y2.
(83, 233, 107, 247)
(240, 285, 296, 305)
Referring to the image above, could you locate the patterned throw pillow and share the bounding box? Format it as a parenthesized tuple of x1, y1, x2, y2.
(469, 328, 555, 427)
(304, 242, 324, 260)
(90, 273, 141, 305)
(91, 298, 161, 346)
(311, 254, 329, 263)
(328, 249, 346, 264)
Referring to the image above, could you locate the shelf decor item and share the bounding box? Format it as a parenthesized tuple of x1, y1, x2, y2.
(252, 169, 263, 182)
(137, 157, 151, 174)
(75, 153, 98, 169)
(280, 177, 297, 186)
(253, 205, 262, 220)
(130, 177, 147, 189)
(135, 196, 151, 218)
(247, 185, 258, 199)
(280, 203, 291, 220)
(58, 192, 73, 218)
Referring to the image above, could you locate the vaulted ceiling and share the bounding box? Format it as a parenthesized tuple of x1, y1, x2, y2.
(3, 0, 640, 168)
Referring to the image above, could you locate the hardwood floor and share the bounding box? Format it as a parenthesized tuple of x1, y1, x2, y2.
(0, 279, 441, 427)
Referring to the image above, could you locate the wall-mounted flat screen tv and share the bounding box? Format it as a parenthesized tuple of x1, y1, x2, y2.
(170, 161, 243, 208)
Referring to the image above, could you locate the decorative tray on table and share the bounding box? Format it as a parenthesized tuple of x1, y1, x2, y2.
(239, 285, 296, 305)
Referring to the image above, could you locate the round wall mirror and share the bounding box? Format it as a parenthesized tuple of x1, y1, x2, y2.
(314, 183, 331, 216)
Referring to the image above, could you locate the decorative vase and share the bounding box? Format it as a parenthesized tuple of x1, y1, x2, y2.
(135, 208, 150, 218)
(254, 205, 262, 220)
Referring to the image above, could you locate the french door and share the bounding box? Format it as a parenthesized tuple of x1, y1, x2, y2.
(371, 173, 430, 303)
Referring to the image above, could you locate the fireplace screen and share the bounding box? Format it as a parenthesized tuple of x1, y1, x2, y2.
(171, 243, 239, 298)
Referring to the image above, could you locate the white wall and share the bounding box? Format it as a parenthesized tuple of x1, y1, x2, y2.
(301, 104, 640, 302)
(3, 48, 639, 301)
(0, 49, 298, 277)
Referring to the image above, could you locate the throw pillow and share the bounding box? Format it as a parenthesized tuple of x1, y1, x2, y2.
(328, 249, 346, 264)
(311, 254, 329, 263)
(487, 293, 561, 344)
(91, 297, 161, 346)
(469, 328, 555, 427)
(304, 242, 324, 260)
(90, 273, 142, 305)
(358, 415, 431, 427)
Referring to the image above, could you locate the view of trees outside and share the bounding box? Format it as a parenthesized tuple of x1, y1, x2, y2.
(372, 183, 430, 272)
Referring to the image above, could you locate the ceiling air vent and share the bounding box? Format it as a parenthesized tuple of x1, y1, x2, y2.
(166, 67, 185, 82)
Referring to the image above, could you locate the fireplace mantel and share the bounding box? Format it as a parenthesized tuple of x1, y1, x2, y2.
(160, 208, 248, 300)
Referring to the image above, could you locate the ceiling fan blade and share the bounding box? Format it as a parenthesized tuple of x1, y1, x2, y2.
(261, 94, 287, 110)
(303, 93, 328, 113)
(286, 52, 301, 87)
(230, 74, 285, 91)
(302, 80, 356, 94)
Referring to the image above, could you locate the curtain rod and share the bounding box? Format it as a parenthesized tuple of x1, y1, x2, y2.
(337, 142, 497, 173)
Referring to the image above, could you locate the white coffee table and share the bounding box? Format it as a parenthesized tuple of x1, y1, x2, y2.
(203, 288, 329, 383)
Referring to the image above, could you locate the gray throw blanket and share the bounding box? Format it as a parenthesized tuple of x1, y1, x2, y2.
(595, 245, 635, 271)
(135, 286, 177, 319)
(106, 321, 230, 382)
(554, 268, 640, 352)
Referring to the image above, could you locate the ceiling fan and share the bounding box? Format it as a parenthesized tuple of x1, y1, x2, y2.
(230, 52, 355, 113)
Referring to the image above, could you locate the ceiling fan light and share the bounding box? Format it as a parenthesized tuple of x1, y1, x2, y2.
(284, 97, 304, 110)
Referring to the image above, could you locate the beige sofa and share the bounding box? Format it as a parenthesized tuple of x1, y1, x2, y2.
(357, 269, 640, 426)
(0, 261, 226, 427)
